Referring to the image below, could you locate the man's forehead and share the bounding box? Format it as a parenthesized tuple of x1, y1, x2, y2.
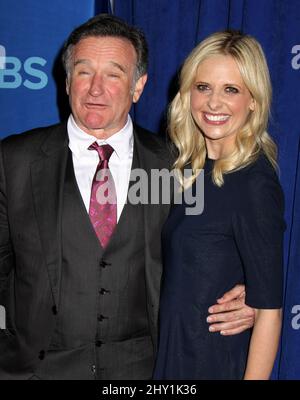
(74, 35, 135, 51)
(72, 36, 137, 63)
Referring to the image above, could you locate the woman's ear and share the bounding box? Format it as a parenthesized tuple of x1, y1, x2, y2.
(249, 98, 256, 111)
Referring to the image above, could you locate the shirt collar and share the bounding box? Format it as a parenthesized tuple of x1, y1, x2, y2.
(67, 114, 133, 160)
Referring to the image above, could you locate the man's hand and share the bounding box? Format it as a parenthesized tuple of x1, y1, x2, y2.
(207, 284, 255, 335)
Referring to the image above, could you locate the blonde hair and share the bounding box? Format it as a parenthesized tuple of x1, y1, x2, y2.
(170, 30, 277, 188)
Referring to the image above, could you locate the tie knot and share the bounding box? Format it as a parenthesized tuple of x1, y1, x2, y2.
(88, 142, 114, 161)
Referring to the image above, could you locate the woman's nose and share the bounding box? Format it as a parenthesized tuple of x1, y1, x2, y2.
(207, 90, 223, 110)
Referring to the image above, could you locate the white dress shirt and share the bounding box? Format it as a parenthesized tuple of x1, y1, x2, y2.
(67, 114, 134, 221)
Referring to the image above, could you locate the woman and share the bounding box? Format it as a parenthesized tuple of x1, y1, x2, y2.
(153, 31, 285, 380)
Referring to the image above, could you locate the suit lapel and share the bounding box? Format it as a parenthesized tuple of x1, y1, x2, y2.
(31, 123, 69, 307)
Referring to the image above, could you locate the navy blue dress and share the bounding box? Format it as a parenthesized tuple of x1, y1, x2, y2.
(153, 155, 285, 380)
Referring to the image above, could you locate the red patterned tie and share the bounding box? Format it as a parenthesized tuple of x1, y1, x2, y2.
(88, 142, 117, 248)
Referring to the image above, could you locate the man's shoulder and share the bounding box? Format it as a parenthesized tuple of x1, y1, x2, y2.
(133, 124, 166, 148)
(0, 122, 67, 156)
(133, 124, 175, 166)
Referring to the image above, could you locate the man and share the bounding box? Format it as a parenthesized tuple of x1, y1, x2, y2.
(0, 14, 254, 380)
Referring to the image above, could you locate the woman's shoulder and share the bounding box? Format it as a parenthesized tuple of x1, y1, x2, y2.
(234, 154, 284, 211)
(230, 153, 279, 186)
(247, 153, 277, 173)
(242, 154, 280, 187)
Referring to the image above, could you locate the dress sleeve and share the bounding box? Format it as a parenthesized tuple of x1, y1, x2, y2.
(232, 165, 285, 309)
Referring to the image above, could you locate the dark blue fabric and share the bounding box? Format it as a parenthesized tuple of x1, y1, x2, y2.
(153, 156, 284, 379)
(0, 0, 110, 137)
(94, 0, 112, 14)
(114, 0, 300, 379)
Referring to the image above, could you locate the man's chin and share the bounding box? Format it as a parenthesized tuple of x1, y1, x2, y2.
(81, 116, 107, 135)
(84, 125, 115, 139)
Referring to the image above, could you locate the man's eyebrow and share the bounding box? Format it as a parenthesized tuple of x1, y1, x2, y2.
(73, 59, 127, 73)
(109, 61, 127, 73)
(74, 59, 90, 67)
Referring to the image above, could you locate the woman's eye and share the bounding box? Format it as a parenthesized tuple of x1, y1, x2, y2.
(225, 86, 239, 94)
(196, 84, 209, 91)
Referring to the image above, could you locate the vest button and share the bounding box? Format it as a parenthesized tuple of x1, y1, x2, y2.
(99, 259, 111, 268)
(52, 305, 57, 315)
(99, 288, 110, 295)
(38, 350, 45, 360)
(97, 314, 107, 322)
(95, 340, 103, 347)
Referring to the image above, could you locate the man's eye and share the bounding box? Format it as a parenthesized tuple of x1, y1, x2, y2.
(195, 84, 209, 91)
(78, 70, 90, 75)
(108, 74, 120, 78)
(225, 86, 239, 94)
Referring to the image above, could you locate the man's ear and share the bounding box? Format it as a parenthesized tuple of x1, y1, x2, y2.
(66, 77, 70, 96)
(132, 74, 148, 103)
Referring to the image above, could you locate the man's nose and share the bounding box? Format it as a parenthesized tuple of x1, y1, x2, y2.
(89, 74, 105, 96)
(207, 90, 223, 110)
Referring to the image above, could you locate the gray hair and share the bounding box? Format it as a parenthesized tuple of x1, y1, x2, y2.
(62, 13, 148, 81)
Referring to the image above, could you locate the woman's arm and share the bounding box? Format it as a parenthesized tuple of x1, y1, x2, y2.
(243, 308, 282, 380)
(232, 164, 285, 380)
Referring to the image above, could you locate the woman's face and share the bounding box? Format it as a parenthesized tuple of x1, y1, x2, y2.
(190, 54, 255, 158)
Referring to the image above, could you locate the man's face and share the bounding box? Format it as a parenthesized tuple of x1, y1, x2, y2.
(66, 36, 147, 138)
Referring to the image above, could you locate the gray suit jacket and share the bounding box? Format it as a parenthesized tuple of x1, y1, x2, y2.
(0, 122, 172, 379)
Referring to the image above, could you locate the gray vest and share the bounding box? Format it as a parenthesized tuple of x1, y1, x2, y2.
(36, 149, 153, 380)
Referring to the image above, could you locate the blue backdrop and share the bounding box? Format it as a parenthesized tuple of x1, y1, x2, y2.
(0, 0, 299, 379)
